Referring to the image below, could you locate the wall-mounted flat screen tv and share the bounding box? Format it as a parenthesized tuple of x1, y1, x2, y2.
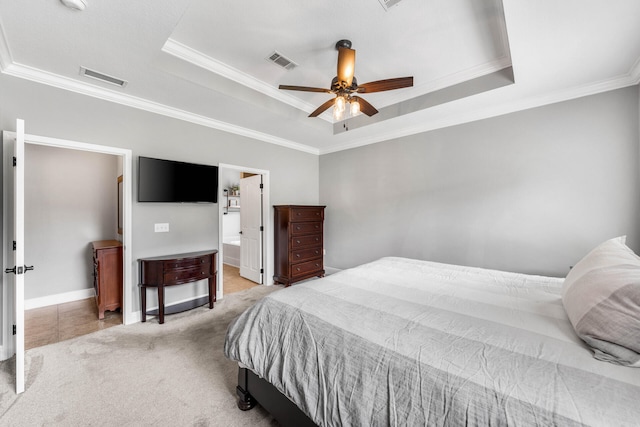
(138, 156, 218, 203)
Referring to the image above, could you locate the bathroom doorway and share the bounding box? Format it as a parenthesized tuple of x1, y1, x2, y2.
(218, 164, 271, 299)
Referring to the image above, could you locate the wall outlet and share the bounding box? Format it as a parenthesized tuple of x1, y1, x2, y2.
(154, 223, 169, 233)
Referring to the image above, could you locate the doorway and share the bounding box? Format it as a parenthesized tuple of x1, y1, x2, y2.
(22, 144, 123, 349)
(218, 164, 271, 299)
(2, 129, 133, 366)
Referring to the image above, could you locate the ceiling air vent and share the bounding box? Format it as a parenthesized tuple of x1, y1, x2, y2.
(266, 51, 297, 70)
(79, 66, 128, 87)
(378, 0, 404, 11)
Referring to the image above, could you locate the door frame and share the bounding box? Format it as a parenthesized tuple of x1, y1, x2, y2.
(1, 131, 134, 361)
(218, 163, 271, 299)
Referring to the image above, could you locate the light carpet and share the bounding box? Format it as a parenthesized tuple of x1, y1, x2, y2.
(0, 285, 283, 426)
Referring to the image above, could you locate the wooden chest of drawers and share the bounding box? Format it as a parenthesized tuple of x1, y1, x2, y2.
(274, 205, 325, 286)
(92, 240, 123, 320)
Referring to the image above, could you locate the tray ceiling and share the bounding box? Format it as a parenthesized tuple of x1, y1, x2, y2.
(0, 0, 639, 154)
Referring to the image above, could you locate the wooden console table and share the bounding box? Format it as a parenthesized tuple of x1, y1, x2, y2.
(138, 250, 217, 324)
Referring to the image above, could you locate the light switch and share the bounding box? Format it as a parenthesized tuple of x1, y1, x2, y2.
(154, 223, 169, 232)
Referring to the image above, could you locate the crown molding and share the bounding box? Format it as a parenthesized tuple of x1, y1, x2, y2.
(319, 70, 640, 155)
(1, 16, 638, 158)
(162, 38, 331, 122)
(1, 61, 319, 155)
(163, 39, 516, 123)
(3, 56, 637, 158)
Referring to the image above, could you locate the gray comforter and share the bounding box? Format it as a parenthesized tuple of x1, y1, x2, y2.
(224, 257, 640, 426)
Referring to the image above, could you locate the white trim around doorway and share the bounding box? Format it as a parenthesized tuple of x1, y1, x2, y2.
(15, 132, 134, 325)
(217, 163, 272, 300)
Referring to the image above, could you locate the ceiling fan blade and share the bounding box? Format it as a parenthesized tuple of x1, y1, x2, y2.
(356, 77, 413, 93)
(337, 47, 356, 87)
(279, 85, 332, 93)
(309, 98, 336, 117)
(353, 96, 378, 117)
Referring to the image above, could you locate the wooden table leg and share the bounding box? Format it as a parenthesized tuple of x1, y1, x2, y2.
(208, 276, 215, 309)
(140, 285, 147, 323)
(158, 285, 165, 324)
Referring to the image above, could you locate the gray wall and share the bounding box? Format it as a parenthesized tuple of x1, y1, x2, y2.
(320, 86, 640, 277)
(0, 73, 319, 324)
(24, 144, 118, 300)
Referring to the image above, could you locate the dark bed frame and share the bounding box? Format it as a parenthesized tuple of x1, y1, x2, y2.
(236, 367, 317, 427)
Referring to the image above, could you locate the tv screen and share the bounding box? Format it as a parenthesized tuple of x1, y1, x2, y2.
(138, 156, 218, 203)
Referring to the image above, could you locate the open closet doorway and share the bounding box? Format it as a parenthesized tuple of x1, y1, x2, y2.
(2, 129, 133, 357)
(218, 164, 270, 299)
(24, 146, 124, 350)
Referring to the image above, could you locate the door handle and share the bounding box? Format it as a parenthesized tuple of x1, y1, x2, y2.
(4, 265, 34, 275)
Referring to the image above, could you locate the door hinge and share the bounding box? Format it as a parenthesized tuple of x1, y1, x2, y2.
(13, 241, 16, 251)
(259, 183, 263, 189)
(12, 156, 17, 167)
(13, 325, 16, 335)
(259, 226, 264, 231)
(260, 268, 264, 274)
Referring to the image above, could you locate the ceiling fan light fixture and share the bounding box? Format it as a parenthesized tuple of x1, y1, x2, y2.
(350, 99, 360, 116)
(279, 39, 413, 120)
(333, 96, 346, 120)
(60, 0, 87, 11)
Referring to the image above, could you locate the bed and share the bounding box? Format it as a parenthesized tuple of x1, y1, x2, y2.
(224, 238, 640, 426)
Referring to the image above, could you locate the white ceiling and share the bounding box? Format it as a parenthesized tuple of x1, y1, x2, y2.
(0, 0, 639, 154)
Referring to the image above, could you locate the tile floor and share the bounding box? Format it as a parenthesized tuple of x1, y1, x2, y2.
(24, 264, 258, 350)
(222, 263, 259, 294)
(24, 297, 122, 350)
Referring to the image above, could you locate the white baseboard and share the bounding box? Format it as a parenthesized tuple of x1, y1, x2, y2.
(25, 288, 95, 310)
(223, 258, 240, 268)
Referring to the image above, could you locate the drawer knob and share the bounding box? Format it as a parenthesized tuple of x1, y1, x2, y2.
(296, 240, 301, 244)
(296, 267, 301, 271)
(296, 254, 300, 258)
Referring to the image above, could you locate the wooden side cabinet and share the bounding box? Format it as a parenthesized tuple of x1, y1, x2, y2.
(92, 240, 123, 320)
(274, 205, 325, 286)
(138, 250, 217, 324)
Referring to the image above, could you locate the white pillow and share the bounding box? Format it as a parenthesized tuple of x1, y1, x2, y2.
(562, 236, 634, 299)
(562, 236, 640, 367)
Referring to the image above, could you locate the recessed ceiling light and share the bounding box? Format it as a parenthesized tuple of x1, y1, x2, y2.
(60, 0, 87, 11)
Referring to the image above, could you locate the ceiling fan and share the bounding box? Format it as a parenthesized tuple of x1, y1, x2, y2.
(279, 40, 413, 120)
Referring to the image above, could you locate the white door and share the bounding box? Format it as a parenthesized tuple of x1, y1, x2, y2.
(3, 119, 27, 393)
(239, 175, 263, 284)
